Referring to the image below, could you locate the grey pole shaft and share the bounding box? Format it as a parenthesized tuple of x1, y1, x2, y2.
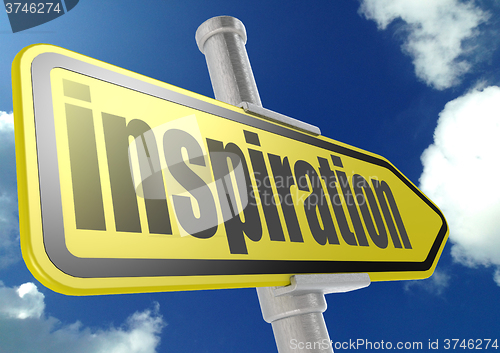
(196, 16, 334, 353)
(195, 16, 262, 106)
(258, 288, 333, 353)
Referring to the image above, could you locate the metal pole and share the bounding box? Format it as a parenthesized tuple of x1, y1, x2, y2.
(195, 15, 321, 136)
(195, 16, 370, 353)
(195, 16, 261, 106)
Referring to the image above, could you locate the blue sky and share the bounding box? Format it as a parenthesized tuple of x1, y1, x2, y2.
(1, 1, 500, 352)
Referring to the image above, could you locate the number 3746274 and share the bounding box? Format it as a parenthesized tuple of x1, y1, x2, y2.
(5, 2, 62, 14)
(443, 339, 498, 350)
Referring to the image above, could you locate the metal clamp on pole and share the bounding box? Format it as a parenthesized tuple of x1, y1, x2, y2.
(239, 101, 322, 135)
(196, 16, 371, 353)
(257, 274, 370, 353)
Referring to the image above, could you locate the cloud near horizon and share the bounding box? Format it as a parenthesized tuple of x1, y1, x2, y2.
(419, 86, 500, 286)
(359, 0, 489, 90)
(0, 281, 165, 353)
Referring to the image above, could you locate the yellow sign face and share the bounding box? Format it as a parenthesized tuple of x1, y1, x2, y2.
(13, 44, 448, 295)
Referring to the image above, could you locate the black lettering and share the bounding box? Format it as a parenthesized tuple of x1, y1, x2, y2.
(294, 160, 339, 246)
(246, 131, 285, 242)
(164, 129, 217, 239)
(63, 79, 91, 102)
(335, 166, 369, 246)
(352, 174, 388, 248)
(66, 104, 106, 231)
(268, 154, 303, 242)
(207, 139, 262, 254)
(318, 157, 357, 246)
(102, 114, 172, 234)
(372, 179, 412, 249)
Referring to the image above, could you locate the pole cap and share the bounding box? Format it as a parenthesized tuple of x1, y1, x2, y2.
(195, 16, 247, 54)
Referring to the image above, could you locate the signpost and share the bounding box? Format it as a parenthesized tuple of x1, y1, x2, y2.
(195, 16, 445, 353)
(13, 41, 447, 298)
(13, 15, 449, 353)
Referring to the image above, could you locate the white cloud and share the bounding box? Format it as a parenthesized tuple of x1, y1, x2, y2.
(495, 268, 500, 287)
(404, 270, 450, 295)
(0, 111, 14, 131)
(0, 282, 165, 353)
(0, 111, 19, 269)
(420, 86, 500, 285)
(0, 282, 45, 319)
(359, 0, 489, 90)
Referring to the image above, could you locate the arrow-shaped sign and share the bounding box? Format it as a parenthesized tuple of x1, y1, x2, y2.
(13, 44, 448, 295)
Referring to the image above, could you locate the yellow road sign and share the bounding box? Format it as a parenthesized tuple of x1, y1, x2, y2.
(13, 44, 448, 295)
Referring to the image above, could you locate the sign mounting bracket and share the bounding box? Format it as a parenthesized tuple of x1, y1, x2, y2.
(273, 273, 371, 297)
(238, 101, 322, 135)
(258, 273, 370, 352)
